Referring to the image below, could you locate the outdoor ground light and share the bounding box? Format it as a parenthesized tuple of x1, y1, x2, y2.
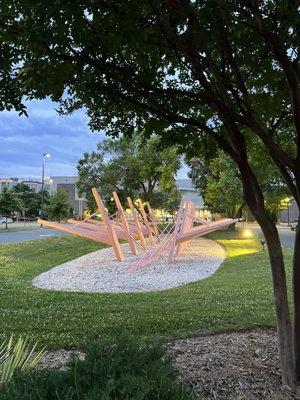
(243, 228, 253, 238)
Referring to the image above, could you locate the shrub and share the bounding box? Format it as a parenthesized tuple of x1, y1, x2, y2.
(0, 336, 195, 399)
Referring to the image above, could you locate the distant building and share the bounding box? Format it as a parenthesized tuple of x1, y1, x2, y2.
(175, 179, 203, 207)
(50, 176, 208, 217)
(0, 177, 51, 193)
(175, 179, 211, 218)
(50, 176, 87, 217)
(279, 199, 299, 223)
(0, 178, 11, 192)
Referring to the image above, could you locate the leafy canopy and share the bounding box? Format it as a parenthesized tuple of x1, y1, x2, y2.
(12, 183, 49, 218)
(45, 189, 71, 222)
(188, 148, 289, 219)
(0, 187, 23, 227)
(188, 151, 243, 218)
(77, 135, 181, 212)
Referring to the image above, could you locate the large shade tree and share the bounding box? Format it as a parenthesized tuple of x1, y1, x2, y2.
(0, 187, 23, 229)
(77, 135, 181, 213)
(46, 189, 72, 222)
(188, 151, 244, 220)
(1, 0, 300, 388)
(188, 149, 289, 221)
(12, 183, 50, 218)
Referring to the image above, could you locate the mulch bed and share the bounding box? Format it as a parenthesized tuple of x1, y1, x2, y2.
(168, 328, 294, 399)
(40, 328, 294, 399)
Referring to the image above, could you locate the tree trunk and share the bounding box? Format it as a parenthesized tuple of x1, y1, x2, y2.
(237, 160, 295, 387)
(256, 213, 295, 387)
(292, 171, 300, 391)
(293, 225, 300, 387)
(5, 216, 8, 230)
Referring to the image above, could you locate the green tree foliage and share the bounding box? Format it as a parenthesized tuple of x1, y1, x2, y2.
(12, 183, 49, 218)
(0, 188, 23, 229)
(77, 135, 181, 213)
(45, 190, 71, 222)
(188, 150, 289, 221)
(189, 152, 244, 218)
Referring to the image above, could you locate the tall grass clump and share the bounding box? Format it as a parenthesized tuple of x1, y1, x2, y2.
(0, 335, 44, 386)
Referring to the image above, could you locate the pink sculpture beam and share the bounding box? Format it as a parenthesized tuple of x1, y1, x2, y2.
(37, 220, 113, 245)
(128, 198, 237, 272)
(127, 196, 148, 250)
(112, 191, 138, 255)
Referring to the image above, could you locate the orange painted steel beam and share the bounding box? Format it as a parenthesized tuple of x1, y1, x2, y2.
(167, 198, 186, 263)
(38, 219, 112, 245)
(175, 201, 194, 257)
(67, 219, 105, 232)
(147, 202, 159, 237)
(112, 191, 138, 255)
(139, 201, 156, 244)
(67, 218, 131, 242)
(92, 188, 124, 261)
(83, 219, 102, 225)
(177, 218, 237, 243)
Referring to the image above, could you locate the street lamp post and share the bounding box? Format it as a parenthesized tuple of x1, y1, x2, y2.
(40, 153, 50, 220)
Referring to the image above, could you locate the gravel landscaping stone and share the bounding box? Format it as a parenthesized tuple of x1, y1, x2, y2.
(32, 237, 225, 293)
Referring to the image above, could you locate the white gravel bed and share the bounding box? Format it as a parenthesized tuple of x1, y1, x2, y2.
(32, 237, 226, 293)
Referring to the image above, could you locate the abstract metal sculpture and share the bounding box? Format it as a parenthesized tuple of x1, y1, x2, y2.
(38, 189, 236, 266)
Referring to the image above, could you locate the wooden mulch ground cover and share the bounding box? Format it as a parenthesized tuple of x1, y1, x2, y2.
(168, 328, 294, 399)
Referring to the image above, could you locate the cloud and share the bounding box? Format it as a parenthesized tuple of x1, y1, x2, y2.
(0, 99, 104, 178)
(0, 99, 188, 179)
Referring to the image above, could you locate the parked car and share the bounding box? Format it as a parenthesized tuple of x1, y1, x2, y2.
(0, 217, 14, 224)
(291, 219, 299, 231)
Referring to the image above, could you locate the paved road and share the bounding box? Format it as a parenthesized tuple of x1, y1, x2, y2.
(248, 225, 296, 250)
(0, 228, 68, 244)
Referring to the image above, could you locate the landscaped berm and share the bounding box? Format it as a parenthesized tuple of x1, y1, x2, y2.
(0, 228, 294, 399)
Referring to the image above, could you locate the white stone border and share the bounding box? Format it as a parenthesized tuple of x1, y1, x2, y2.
(32, 237, 226, 293)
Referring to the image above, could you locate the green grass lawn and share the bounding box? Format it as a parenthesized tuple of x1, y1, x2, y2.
(0, 230, 293, 349)
(0, 222, 42, 232)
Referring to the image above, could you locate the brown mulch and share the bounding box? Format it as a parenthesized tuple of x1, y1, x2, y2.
(168, 328, 294, 400)
(40, 328, 294, 399)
